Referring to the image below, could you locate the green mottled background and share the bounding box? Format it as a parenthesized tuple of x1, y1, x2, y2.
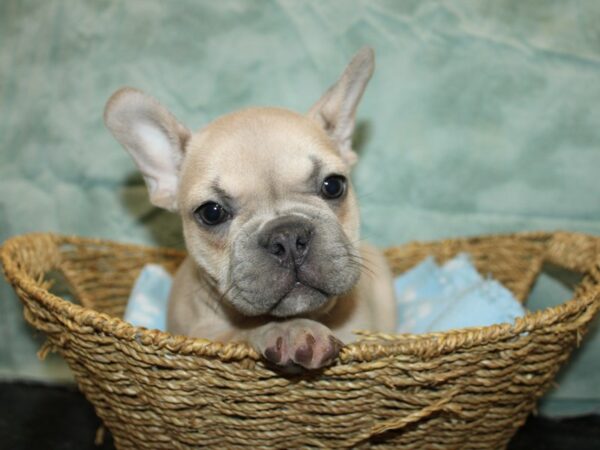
(1, 0, 599, 416)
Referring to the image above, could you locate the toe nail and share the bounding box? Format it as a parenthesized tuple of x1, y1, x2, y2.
(321, 335, 343, 364)
(330, 335, 344, 351)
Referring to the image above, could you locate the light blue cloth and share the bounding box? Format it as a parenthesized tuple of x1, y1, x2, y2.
(395, 253, 525, 333)
(125, 253, 524, 334)
(124, 264, 172, 331)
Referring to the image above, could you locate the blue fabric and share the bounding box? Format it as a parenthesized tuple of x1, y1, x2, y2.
(124, 264, 172, 331)
(395, 253, 525, 333)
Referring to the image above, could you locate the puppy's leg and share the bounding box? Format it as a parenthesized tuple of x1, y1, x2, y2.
(248, 319, 343, 370)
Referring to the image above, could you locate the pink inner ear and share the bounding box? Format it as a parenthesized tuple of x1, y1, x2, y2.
(126, 121, 183, 211)
(105, 87, 190, 213)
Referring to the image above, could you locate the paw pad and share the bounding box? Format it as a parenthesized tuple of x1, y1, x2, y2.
(264, 336, 283, 364)
(294, 334, 315, 366)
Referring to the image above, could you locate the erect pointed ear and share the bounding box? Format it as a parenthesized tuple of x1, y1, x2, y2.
(104, 87, 190, 212)
(307, 47, 375, 166)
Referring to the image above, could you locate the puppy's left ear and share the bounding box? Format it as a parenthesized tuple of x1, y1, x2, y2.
(307, 47, 375, 166)
(104, 87, 190, 212)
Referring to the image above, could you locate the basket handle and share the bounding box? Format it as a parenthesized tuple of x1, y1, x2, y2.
(544, 232, 600, 274)
(0, 234, 68, 334)
(344, 386, 461, 447)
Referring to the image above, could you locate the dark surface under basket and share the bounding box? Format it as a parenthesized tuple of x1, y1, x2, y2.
(2, 231, 599, 449)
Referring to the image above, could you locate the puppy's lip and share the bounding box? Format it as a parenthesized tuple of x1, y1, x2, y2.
(268, 281, 330, 318)
(270, 281, 329, 310)
(229, 281, 329, 317)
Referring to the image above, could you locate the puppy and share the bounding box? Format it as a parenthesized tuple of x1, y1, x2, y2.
(104, 47, 396, 370)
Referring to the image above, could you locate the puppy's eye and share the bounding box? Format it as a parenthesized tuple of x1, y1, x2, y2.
(194, 202, 229, 226)
(321, 175, 347, 199)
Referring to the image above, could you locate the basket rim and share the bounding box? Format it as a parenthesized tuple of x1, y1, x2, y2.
(2, 231, 599, 364)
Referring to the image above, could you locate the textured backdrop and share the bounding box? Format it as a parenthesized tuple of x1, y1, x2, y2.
(1, 0, 599, 416)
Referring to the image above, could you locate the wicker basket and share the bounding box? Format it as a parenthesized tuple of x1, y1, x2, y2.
(1, 231, 599, 449)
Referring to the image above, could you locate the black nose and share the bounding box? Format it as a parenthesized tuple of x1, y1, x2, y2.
(261, 219, 313, 267)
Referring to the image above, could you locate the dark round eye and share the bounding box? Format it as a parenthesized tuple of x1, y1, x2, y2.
(321, 175, 347, 199)
(194, 202, 228, 226)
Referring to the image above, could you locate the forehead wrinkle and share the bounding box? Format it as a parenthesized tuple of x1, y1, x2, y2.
(306, 155, 323, 183)
(210, 177, 234, 203)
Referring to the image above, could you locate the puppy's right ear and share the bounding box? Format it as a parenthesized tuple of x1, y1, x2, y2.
(104, 88, 190, 212)
(307, 47, 375, 166)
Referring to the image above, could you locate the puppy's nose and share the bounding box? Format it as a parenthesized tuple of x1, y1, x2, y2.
(261, 220, 313, 267)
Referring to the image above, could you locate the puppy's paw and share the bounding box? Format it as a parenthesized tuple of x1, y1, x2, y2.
(286, 324, 344, 369)
(254, 320, 343, 370)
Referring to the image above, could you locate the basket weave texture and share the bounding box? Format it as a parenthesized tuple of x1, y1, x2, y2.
(1, 231, 599, 449)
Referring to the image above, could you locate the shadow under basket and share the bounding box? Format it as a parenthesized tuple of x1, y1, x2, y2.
(2, 231, 600, 449)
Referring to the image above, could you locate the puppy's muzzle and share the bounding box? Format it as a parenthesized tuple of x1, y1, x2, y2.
(259, 217, 314, 269)
(229, 213, 359, 318)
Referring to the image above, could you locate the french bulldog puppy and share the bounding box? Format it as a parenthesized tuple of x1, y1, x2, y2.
(104, 47, 396, 370)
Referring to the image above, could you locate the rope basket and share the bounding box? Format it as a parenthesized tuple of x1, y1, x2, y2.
(1, 231, 599, 449)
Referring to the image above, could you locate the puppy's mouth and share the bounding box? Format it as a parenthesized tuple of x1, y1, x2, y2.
(268, 280, 331, 318)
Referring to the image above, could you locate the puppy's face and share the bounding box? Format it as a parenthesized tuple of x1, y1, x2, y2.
(105, 47, 375, 318)
(179, 108, 360, 317)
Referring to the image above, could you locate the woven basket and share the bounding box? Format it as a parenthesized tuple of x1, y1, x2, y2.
(1, 231, 599, 449)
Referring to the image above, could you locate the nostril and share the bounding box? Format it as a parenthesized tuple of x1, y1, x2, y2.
(271, 242, 286, 256)
(296, 236, 307, 251)
(262, 222, 314, 265)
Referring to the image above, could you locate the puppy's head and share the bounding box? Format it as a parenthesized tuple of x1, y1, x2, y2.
(105, 48, 374, 318)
